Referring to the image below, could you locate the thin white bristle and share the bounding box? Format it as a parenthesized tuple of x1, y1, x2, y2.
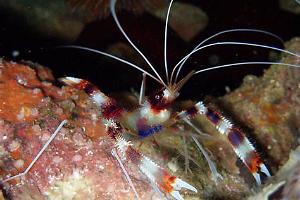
(1, 120, 67, 183)
(59, 45, 161, 84)
(216, 118, 233, 135)
(164, 0, 174, 84)
(110, 0, 167, 87)
(194, 61, 300, 75)
(170, 29, 284, 83)
(173, 41, 300, 81)
(183, 118, 223, 182)
(182, 134, 190, 173)
(191, 135, 223, 182)
(139, 73, 146, 105)
(111, 148, 141, 200)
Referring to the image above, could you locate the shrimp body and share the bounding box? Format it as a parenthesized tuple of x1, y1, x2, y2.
(60, 77, 197, 199)
(118, 77, 271, 184)
(121, 88, 176, 138)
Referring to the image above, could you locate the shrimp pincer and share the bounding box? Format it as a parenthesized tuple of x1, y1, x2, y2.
(115, 136, 197, 200)
(176, 101, 271, 184)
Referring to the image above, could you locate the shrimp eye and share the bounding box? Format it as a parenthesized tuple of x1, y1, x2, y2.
(148, 90, 169, 110)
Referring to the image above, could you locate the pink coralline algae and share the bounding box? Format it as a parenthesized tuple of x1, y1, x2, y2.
(0, 61, 155, 199)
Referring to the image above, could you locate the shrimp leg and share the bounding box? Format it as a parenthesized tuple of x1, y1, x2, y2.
(115, 136, 197, 200)
(139, 73, 147, 105)
(111, 147, 141, 200)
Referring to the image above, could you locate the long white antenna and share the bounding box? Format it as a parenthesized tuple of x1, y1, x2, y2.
(172, 41, 300, 82)
(171, 29, 284, 83)
(170, 29, 284, 84)
(164, 0, 175, 84)
(110, 0, 166, 87)
(193, 61, 300, 75)
(59, 45, 163, 85)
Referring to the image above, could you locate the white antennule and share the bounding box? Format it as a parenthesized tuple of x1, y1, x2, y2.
(194, 61, 300, 75)
(164, 0, 175, 84)
(169, 28, 284, 84)
(110, 0, 167, 88)
(59, 45, 162, 84)
(171, 41, 300, 82)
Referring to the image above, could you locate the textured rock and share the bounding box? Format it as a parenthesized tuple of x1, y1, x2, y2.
(0, 61, 156, 200)
(221, 37, 300, 172)
(0, 37, 300, 199)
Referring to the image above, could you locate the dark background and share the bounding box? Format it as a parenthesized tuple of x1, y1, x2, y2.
(0, 0, 299, 99)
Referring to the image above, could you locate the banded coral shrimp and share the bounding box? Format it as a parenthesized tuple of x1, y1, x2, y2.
(61, 0, 300, 182)
(0, 0, 300, 199)
(61, 0, 300, 188)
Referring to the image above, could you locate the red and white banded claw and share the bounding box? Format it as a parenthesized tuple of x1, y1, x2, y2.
(169, 178, 198, 200)
(138, 155, 197, 200)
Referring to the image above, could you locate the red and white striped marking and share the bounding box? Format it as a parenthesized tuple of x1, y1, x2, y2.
(177, 101, 271, 184)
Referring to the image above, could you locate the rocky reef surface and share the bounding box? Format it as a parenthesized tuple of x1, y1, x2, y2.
(0, 37, 299, 200)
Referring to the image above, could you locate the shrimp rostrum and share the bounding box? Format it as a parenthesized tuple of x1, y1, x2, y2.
(2, 0, 300, 199)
